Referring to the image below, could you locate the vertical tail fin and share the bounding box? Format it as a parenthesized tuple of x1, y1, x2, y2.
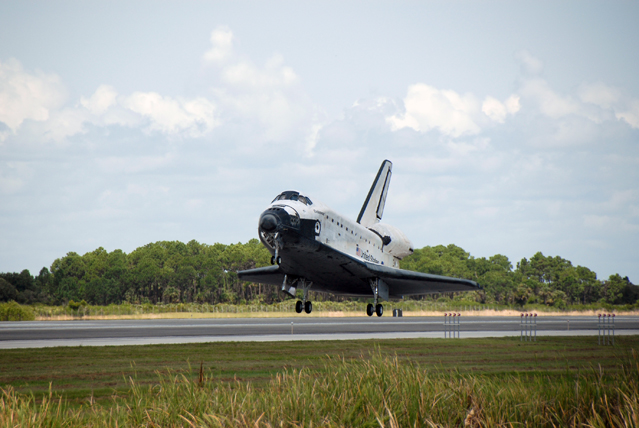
(357, 160, 392, 227)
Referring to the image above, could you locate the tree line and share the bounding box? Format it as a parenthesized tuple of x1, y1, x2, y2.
(0, 240, 637, 307)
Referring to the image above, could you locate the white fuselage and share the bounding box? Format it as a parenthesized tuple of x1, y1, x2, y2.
(266, 198, 403, 268)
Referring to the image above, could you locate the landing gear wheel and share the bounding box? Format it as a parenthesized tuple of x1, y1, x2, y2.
(366, 303, 374, 317)
(270, 256, 275, 265)
(375, 304, 384, 317)
(304, 301, 312, 314)
(295, 300, 303, 313)
(276, 256, 282, 265)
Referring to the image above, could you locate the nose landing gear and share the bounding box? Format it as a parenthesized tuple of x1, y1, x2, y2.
(270, 254, 282, 265)
(269, 234, 283, 265)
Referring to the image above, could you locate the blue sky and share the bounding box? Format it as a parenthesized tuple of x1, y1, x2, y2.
(1, 1, 638, 282)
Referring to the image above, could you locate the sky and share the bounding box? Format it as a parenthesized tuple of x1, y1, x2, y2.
(1, 1, 638, 282)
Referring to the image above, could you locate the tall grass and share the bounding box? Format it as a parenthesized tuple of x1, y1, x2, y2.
(25, 300, 638, 321)
(1, 350, 637, 427)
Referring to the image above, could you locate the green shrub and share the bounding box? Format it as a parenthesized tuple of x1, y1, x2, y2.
(0, 301, 35, 321)
(67, 300, 82, 311)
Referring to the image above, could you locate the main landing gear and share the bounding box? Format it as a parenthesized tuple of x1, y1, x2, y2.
(292, 278, 313, 314)
(367, 278, 384, 317)
(366, 303, 383, 317)
(295, 300, 313, 314)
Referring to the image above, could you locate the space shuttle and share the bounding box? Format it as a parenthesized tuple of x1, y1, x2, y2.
(238, 160, 480, 317)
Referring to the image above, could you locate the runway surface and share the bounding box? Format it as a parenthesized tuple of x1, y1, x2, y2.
(1, 316, 637, 349)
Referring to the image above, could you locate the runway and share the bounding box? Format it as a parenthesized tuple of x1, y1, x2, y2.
(1, 316, 637, 349)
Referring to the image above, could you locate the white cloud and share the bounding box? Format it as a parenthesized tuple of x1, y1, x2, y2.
(576, 82, 639, 129)
(1, 29, 318, 146)
(202, 26, 318, 144)
(0, 58, 66, 134)
(519, 78, 581, 119)
(38, 87, 220, 141)
(482, 96, 507, 123)
(505, 95, 521, 115)
(202, 27, 234, 64)
(80, 85, 118, 115)
(517, 77, 639, 134)
(41, 107, 88, 142)
(509, 57, 639, 133)
(221, 54, 298, 88)
(516, 50, 544, 76)
(482, 95, 520, 123)
(387, 83, 482, 137)
(124, 92, 219, 137)
(616, 99, 639, 129)
(304, 122, 323, 156)
(387, 84, 521, 137)
(578, 82, 621, 109)
(0, 59, 223, 142)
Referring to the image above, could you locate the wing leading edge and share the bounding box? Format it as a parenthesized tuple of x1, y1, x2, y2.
(236, 265, 285, 286)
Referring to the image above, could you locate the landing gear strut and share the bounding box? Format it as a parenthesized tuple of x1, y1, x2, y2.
(294, 278, 313, 314)
(367, 278, 384, 317)
(270, 235, 283, 265)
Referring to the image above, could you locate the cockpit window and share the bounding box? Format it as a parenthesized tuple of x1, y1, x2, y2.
(300, 196, 312, 205)
(271, 191, 313, 205)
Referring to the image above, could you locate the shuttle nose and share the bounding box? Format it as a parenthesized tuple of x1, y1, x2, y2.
(259, 213, 279, 232)
(259, 207, 295, 233)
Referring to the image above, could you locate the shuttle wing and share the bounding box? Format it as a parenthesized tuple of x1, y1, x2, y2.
(363, 262, 481, 296)
(357, 160, 392, 227)
(235, 265, 285, 285)
(238, 242, 480, 298)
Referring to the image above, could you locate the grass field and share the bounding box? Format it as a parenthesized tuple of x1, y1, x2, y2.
(1, 336, 638, 427)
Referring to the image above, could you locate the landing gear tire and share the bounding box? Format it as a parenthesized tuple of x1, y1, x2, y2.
(375, 304, 384, 317)
(271, 255, 282, 265)
(270, 256, 275, 265)
(295, 300, 303, 313)
(304, 301, 312, 314)
(366, 303, 374, 317)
